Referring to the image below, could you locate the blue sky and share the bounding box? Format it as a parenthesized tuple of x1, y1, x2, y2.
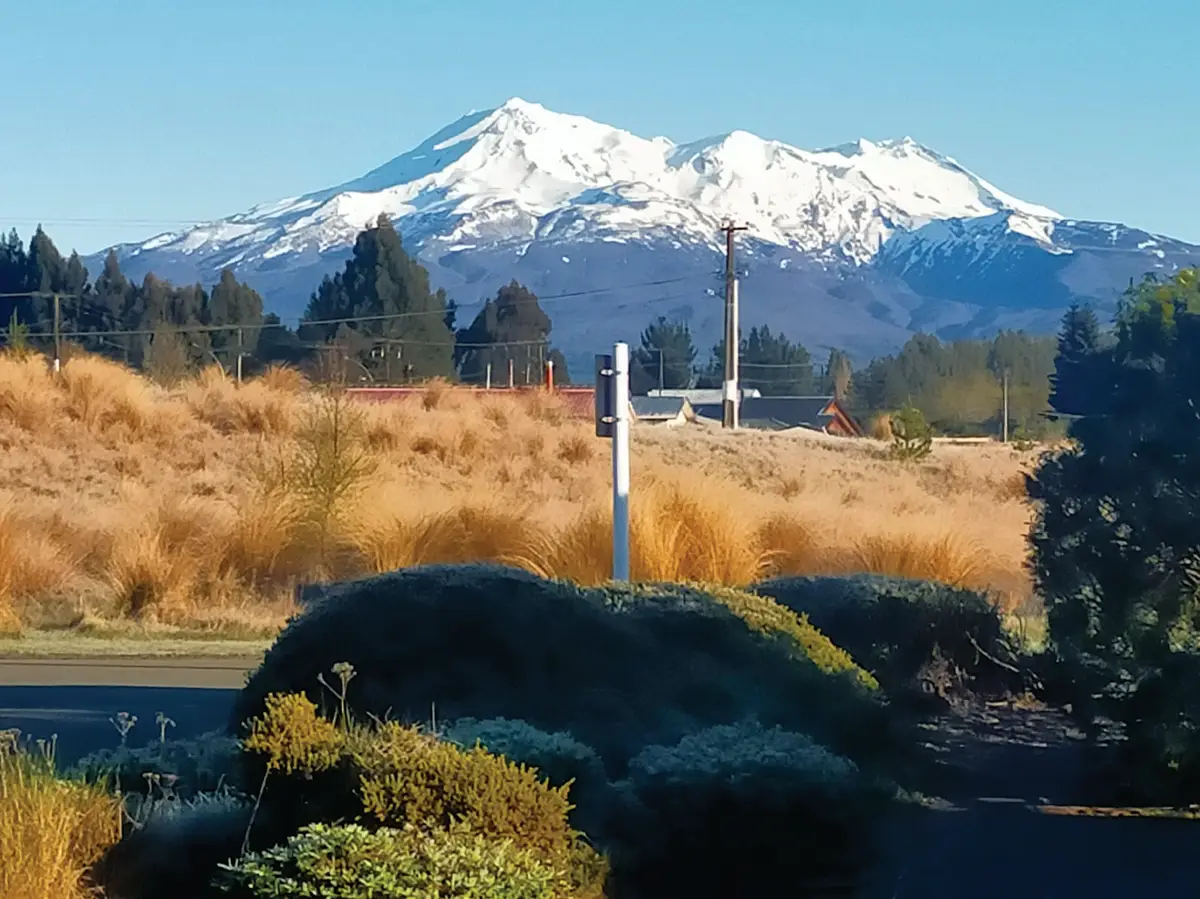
(1, 0, 1196, 254)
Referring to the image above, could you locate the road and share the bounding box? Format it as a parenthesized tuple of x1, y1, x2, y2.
(0, 656, 259, 765)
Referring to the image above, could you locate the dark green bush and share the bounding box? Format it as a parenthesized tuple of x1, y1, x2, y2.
(607, 720, 882, 899)
(231, 565, 893, 777)
(753, 573, 1018, 698)
(93, 793, 252, 899)
(1106, 652, 1200, 802)
(214, 822, 571, 898)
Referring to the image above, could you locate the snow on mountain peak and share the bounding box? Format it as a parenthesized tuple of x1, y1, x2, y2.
(118, 98, 1062, 273)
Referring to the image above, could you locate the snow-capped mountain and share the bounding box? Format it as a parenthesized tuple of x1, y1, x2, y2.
(95, 97, 1200, 369)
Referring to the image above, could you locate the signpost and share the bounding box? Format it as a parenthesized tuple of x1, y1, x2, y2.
(594, 343, 631, 582)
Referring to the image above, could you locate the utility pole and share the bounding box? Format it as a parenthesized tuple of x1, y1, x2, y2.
(236, 327, 244, 385)
(721, 222, 748, 429)
(52, 293, 62, 373)
(611, 343, 631, 581)
(1002, 369, 1010, 443)
(658, 349, 664, 394)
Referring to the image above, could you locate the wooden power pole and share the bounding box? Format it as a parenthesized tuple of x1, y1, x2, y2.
(721, 222, 748, 429)
(52, 293, 62, 373)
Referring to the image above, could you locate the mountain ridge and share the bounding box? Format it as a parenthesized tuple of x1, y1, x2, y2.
(90, 97, 1200, 370)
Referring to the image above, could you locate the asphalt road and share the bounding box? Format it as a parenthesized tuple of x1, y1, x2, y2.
(0, 656, 259, 765)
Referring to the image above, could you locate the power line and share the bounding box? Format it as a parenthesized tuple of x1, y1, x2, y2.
(6, 288, 701, 343)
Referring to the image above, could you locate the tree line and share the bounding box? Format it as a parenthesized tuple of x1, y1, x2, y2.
(0, 215, 571, 386)
(0, 214, 1115, 438)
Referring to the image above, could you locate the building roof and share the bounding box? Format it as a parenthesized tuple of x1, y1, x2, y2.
(647, 387, 761, 404)
(742, 396, 837, 429)
(630, 396, 692, 420)
(692, 395, 842, 431)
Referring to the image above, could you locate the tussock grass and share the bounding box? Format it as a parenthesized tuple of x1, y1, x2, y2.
(0, 740, 122, 899)
(0, 349, 1039, 637)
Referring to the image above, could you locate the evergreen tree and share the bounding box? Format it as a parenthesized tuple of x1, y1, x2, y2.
(92, 250, 132, 360)
(455, 280, 569, 386)
(25, 226, 69, 331)
(741, 326, 814, 395)
(253, 313, 308, 369)
(630, 317, 696, 393)
(0, 229, 32, 329)
(300, 215, 454, 380)
(208, 268, 265, 366)
(821, 348, 853, 400)
(1029, 270, 1200, 793)
(1048, 303, 1105, 418)
(697, 327, 813, 395)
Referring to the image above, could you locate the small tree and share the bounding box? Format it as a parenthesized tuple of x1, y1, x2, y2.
(3, 309, 30, 358)
(144, 326, 192, 386)
(888, 403, 932, 461)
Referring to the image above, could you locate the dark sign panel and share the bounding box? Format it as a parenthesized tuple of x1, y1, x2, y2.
(594, 353, 615, 438)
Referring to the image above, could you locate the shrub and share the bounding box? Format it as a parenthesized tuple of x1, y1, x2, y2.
(71, 733, 241, 799)
(350, 721, 576, 861)
(443, 717, 609, 834)
(0, 738, 122, 899)
(754, 574, 1018, 698)
(233, 703, 608, 897)
(889, 402, 932, 461)
(93, 792, 252, 899)
(608, 721, 881, 899)
(241, 692, 345, 777)
(215, 822, 571, 899)
(690, 583, 877, 690)
(232, 565, 893, 778)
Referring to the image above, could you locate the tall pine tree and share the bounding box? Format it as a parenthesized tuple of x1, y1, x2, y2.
(300, 215, 454, 380)
(208, 268, 265, 366)
(1048, 303, 1105, 418)
(455, 280, 568, 385)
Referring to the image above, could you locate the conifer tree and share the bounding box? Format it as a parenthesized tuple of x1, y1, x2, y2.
(455, 280, 568, 385)
(630, 316, 696, 393)
(1048, 303, 1105, 418)
(301, 215, 454, 380)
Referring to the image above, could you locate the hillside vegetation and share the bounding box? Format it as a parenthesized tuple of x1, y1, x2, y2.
(0, 350, 1038, 639)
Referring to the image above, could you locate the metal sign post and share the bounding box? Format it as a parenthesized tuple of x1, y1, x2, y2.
(594, 343, 631, 582)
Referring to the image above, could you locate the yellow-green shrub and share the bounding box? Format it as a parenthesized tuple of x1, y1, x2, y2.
(352, 721, 576, 859)
(241, 692, 345, 776)
(216, 821, 574, 899)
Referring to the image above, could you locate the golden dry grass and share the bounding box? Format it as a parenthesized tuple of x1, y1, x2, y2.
(0, 739, 122, 899)
(0, 351, 1043, 638)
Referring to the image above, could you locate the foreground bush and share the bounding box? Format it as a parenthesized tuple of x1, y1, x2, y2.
(216, 821, 572, 899)
(754, 573, 1018, 698)
(93, 792, 251, 899)
(235, 694, 607, 898)
(232, 565, 891, 776)
(0, 738, 122, 899)
(607, 721, 881, 898)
